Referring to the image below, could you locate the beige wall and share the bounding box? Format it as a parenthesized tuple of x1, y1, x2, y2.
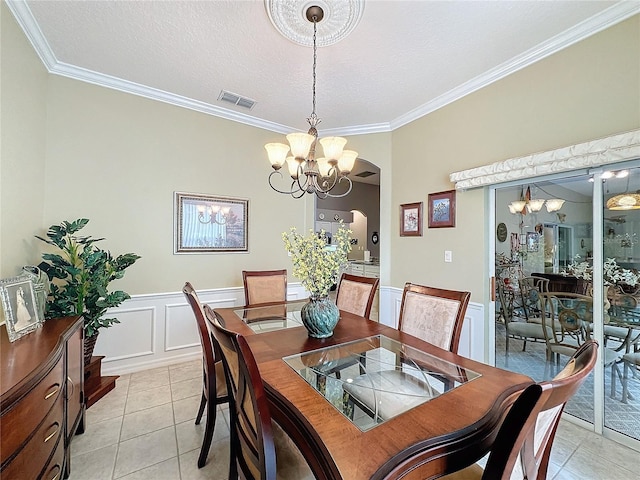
(0, 6, 392, 295)
(390, 15, 640, 302)
(1, 3, 48, 279)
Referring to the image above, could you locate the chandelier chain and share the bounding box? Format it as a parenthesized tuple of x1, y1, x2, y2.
(312, 15, 317, 118)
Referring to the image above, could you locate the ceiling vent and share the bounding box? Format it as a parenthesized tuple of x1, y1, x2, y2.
(355, 171, 377, 178)
(218, 90, 256, 110)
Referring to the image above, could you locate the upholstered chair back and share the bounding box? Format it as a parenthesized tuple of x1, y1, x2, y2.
(335, 273, 380, 319)
(398, 283, 471, 353)
(243, 269, 287, 306)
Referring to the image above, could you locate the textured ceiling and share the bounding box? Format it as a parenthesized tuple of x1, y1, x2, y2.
(8, 0, 637, 138)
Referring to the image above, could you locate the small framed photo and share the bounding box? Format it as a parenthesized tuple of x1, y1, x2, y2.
(428, 190, 456, 228)
(526, 232, 539, 252)
(1, 275, 43, 342)
(400, 202, 423, 237)
(175, 192, 249, 253)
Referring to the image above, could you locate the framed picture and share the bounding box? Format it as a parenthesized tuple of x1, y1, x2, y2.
(1, 275, 43, 342)
(175, 192, 249, 253)
(400, 202, 423, 237)
(526, 232, 539, 252)
(428, 190, 456, 228)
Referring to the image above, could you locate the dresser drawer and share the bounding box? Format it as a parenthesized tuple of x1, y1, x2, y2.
(41, 431, 65, 480)
(0, 354, 64, 461)
(1, 395, 64, 479)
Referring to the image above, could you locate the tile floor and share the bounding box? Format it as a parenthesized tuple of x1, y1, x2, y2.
(68, 358, 639, 479)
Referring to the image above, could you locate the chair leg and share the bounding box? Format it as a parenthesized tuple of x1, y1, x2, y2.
(622, 361, 630, 404)
(521, 339, 527, 352)
(197, 393, 217, 468)
(610, 364, 617, 399)
(195, 390, 206, 425)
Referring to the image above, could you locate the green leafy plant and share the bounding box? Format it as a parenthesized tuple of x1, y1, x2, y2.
(35, 219, 141, 338)
(282, 224, 352, 299)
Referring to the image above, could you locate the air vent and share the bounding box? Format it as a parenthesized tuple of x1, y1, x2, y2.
(355, 171, 377, 178)
(218, 90, 256, 110)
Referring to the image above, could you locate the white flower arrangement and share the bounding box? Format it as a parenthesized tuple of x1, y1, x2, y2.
(562, 256, 639, 287)
(282, 224, 352, 299)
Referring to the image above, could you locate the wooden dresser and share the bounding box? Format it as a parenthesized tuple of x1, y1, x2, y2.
(1, 316, 85, 480)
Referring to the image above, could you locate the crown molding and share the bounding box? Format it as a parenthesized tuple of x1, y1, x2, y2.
(390, 1, 640, 131)
(8, 0, 639, 136)
(320, 123, 392, 137)
(5, 0, 57, 68)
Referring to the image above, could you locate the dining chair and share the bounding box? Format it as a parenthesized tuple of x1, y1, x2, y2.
(439, 340, 598, 480)
(335, 273, 380, 319)
(242, 269, 287, 306)
(203, 304, 314, 480)
(397, 282, 471, 353)
(182, 282, 231, 468)
(343, 283, 470, 421)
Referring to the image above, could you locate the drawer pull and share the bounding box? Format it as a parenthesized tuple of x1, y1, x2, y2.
(67, 376, 75, 397)
(44, 422, 60, 443)
(44, 384, 60, 400)
(47, 465, 61, 480)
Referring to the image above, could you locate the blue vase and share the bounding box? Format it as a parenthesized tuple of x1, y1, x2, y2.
(301, 296, 339, 338)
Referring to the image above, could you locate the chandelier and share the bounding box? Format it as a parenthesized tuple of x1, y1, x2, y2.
(265, 5, 356, 199)
(508, 186, 565, 214)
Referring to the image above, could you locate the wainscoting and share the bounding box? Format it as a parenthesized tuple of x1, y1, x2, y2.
(97, 284, 486, 376)
(379, 286, 485, 363)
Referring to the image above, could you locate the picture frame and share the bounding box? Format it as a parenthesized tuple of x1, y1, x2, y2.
(526, 232, 539, 252)
(428, 190, 456, 228)
(1, 275, 43, 342)
(175, 192, 249, 253)
(400, 202, 423, 237)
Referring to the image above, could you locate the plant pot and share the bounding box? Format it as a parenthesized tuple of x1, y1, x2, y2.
(84, 333, 99, 366)
(301, 296, 339, 338)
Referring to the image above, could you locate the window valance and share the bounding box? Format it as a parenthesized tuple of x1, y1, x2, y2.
(450, 129, 640, 189)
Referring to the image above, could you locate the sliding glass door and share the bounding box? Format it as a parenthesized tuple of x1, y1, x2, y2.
(601, 165, 640, 441)
(493, 161, 640, 447)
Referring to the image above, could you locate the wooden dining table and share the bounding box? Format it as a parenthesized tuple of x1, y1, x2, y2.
(213, 301, 532, 480)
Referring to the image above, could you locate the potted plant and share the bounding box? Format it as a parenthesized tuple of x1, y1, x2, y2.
(282, 224, 351, 338)
(35, 218, 141, 364)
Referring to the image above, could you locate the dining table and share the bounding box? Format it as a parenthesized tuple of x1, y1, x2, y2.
(213, 300, 533, 480)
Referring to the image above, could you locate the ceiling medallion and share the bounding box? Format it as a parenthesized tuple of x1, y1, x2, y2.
(265, 0, 364, 47)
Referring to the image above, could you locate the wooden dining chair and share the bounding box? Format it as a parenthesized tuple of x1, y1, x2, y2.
(397, 282, 471, 353)
(335, 273, 380, 319)
(203, 304, 314, 480)
(439, 340, 598, 480)
(182, 282, 231, 468)
(343, 283, 470, 421)
(242, 269, 287, 306)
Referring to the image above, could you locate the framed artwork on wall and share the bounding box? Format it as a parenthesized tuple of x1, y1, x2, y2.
(174, 192, 249, 253)
(400, 202, 423, 237)
(1, 275, 43, 342)
(428, 190, 456, 228)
